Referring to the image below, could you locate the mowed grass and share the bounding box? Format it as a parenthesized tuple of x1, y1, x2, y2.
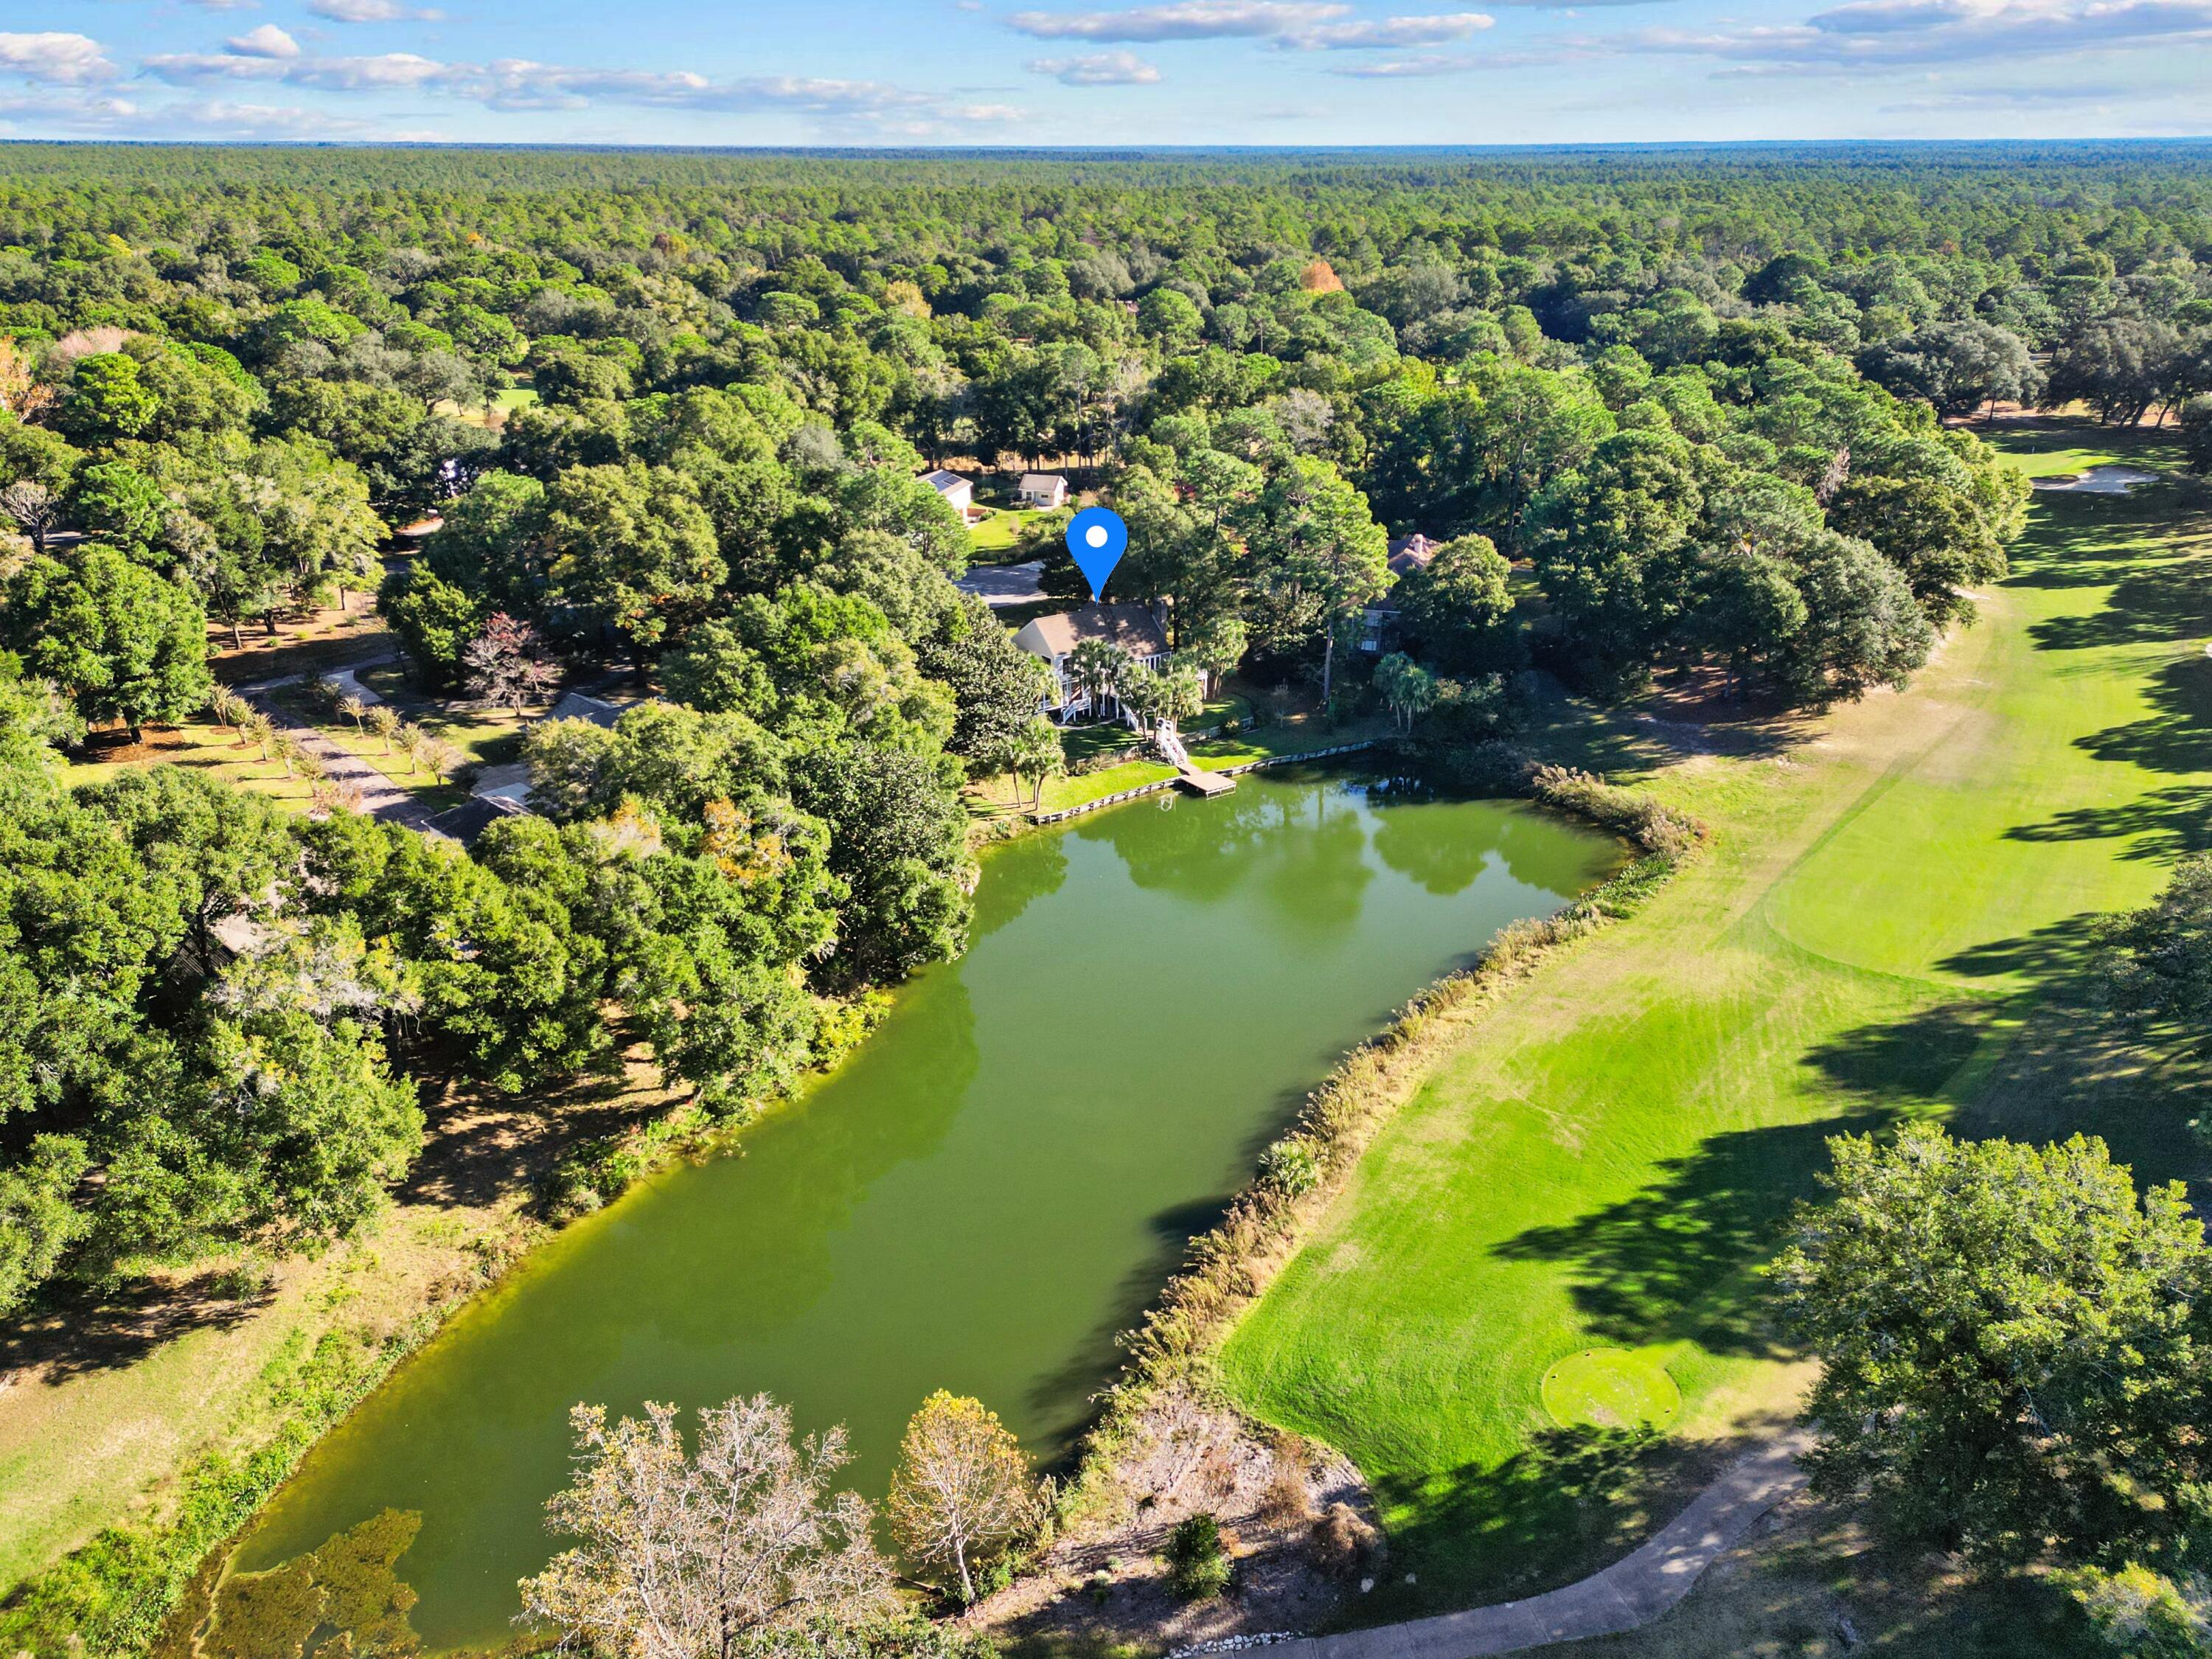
(1216, 431, 2212, 1625)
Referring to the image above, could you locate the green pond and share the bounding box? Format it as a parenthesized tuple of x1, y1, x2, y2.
(232, 764, 1621, 1652)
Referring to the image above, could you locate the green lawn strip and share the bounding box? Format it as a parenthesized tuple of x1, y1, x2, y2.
(1980, 418, 2190, 479)
(1035, 715, 1394, 815)
(1216, 456, 2212, 1624)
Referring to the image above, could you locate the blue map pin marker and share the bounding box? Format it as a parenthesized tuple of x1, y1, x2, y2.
(1065, 507, 1129, 601)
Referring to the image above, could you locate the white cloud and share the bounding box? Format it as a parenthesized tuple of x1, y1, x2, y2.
(0, 86, 391, 137)
(143, 47, 459, 88)
(307, 0, 446, 23)
(0, 32, 116, 84)
(223, 23, 301, 57)
(1025, 48, 1165, 79)
(1005, 2, 1499, 48)
(1281, 11, 1493, 45)
(1628, 0, 2212, 70)
(137, 45, 1026, 133)
(1005, 1, 1349, 41)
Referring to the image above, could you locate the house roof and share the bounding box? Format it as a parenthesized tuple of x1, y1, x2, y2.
(1388, 533, 1441, 578)
(1012, 603, 1170, 661)
(1018, 472, 1067, 491)
(470, 760, 534, 802)
(424, 795, 527, 847)
(922, 469, 970, 495)
(544, 691, 628, 728)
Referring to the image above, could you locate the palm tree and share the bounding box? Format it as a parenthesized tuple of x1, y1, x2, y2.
(406, 728, 439, 778)
(368, 706, 402, 754)
(209, 686, 248, 741)
(338, 693, 369, 735)
(1012, 718, 1066, 812)
(270, 729, 302, 780)
(1066, 639, 1129, 723)
(1374, 652, 1437, 734)
(239, 710, 276, 761)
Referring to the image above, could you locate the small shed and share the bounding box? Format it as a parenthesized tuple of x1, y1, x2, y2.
(470, 761, 535, 808)
(1017, 473, 1069, 510)
(922, 469, 974, 514)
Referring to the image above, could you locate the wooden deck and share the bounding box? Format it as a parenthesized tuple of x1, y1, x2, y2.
(1174, 767, 1236, 797)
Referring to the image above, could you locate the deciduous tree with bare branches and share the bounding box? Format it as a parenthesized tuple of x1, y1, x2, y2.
(887, 1391, 1040, 1605)
(518, 1394, 894, 1659)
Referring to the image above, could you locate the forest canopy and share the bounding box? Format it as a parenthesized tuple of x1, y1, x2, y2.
(1, 140, 2208, 1318)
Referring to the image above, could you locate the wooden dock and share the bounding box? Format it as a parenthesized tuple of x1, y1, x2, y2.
(1158, 724, 1237, 798)
(1175, 767, 1235, 797)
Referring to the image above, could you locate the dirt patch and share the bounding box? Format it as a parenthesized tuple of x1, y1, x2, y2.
(970, 1386, 1377, 1655)
(1635, 669, 1819, 759)
(211, 602, 392, 686)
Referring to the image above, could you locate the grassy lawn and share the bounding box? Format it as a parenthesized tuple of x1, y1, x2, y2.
(968, 506, 1045, 561)
(1214, 428, 2212, 1627)
(1031, 712, 1394, 815)
(63, 722, 321, 810)
(1979, 416, 2188, 479)
(441, 382, 540, 432)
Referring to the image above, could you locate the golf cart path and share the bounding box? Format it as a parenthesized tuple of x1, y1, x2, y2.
(1257, 1431, 1809, 1659)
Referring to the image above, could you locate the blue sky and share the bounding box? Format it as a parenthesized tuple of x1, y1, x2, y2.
(4, 0, 2208, 145)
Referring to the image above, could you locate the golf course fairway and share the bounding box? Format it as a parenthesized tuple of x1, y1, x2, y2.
(1217, 425, 2212, 1622)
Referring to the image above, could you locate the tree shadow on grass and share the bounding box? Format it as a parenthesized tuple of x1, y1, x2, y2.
(1811, 914, 2207, 1190)
(2007, 782, 2212, 863)
(1498, 982, 2013, 1361)
(0, 1266, 275, 1383)
(2071, 653, 2212, 776)
(2028, 550, 2212, 650)
(1492, 1112, 1895, 1361)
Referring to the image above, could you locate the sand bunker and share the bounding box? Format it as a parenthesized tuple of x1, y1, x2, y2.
(2033, 465, 2160, 493)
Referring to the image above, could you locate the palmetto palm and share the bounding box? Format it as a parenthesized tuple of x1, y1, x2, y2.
(1066, 639, 1129, 720)
(239, 710, 276, 760)
(368, 706, 402, 753)
(338, 693, 369, 734)
(209, 686, 248, 740)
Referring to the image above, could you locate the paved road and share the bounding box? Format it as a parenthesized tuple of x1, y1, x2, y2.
(1265, 1433, 1809, 1659)
(235, 653, 437, 831)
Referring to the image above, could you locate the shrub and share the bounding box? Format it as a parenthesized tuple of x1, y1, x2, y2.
(1165, 1514, 1231, 1600)
(1257, 1136, 1321, 1197)
(1530, 764, 1702, 860)
(1258, 1467, 1314, 1529)
(1312, 1503, 1381, 1579)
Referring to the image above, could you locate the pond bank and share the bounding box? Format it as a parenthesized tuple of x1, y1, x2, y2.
(973, 764, 1703, 1653)
(208, 763, 1626, 1654)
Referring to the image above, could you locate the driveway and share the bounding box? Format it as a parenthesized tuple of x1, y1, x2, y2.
(958, 560, 1048, 608)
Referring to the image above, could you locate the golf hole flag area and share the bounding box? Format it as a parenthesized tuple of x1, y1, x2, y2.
(1540, 1349, 1683, 1432)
